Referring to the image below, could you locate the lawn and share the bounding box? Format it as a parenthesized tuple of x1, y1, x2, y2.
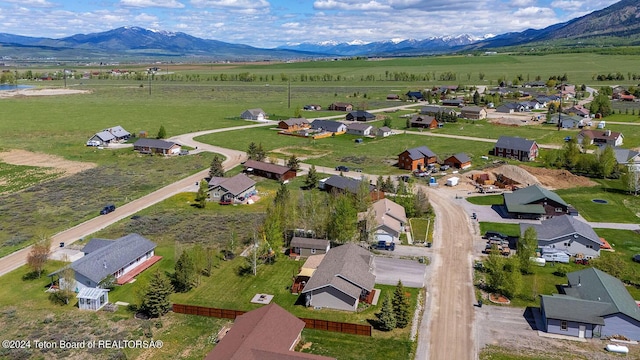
(0, 162, 61, 194)
(555, 185, 640, 223)
(466, 194, 503, 206)
(479, 222, 521, 238)
(409, 217, 435, 243)
(196, 129, 495, 175)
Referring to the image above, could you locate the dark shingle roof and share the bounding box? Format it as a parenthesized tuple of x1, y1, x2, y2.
(310, 119, 346, 133)
(71, 233, 156, 284)
(612, 147, 640, 164)
(302, 243, 375, 299)
(82, 239, 114, 254)
(519, 215, 601, 247)
(281, 118, 309, 127)
(448, 152, 470, 163)
(401, 146, 436, 160)
(93, 131, 115, 142)
(324, 175, 374, 194)
(495, 136, 536, 152)
(346, 110, 375, 121)
(133, 138, 179, 150)
(243, 159, 292, 176)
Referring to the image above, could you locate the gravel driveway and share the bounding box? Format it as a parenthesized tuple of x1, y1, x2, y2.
(372, 256, 427, 288)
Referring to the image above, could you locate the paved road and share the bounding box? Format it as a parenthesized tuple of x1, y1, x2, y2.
(415, 184, 476, 360)
(404, 130, 563, 150)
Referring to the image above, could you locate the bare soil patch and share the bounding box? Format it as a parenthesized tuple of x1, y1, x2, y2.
(0, 88, 91, 99)
(0, 149, 96, 177)
(486, 109, 546, 126)
(519, 165, 597, 190)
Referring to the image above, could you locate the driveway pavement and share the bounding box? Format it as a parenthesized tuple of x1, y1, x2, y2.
(372, 256, 427, 288)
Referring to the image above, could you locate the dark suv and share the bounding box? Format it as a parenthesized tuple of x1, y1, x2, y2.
(335, 165, 350, 172)
(100, 204, 116, 215)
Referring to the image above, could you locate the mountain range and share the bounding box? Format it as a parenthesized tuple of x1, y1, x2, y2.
(0, 0, 638, 61)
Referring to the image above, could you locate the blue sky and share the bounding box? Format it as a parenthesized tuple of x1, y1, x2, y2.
(0, 0, 620, 48)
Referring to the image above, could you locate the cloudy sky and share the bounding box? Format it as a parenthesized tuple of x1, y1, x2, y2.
(0, 0, 620, 48)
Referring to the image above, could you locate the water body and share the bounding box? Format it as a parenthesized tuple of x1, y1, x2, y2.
(0, 84, 34, 91)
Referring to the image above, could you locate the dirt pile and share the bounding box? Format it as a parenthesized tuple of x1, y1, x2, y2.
(490, 165, 540, 187)
(519, 165, 597, 189)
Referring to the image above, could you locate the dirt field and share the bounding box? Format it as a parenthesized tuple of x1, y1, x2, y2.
(0, 149, 96, 177)
(0, 88, 91, 99)
(468, 164, 597, 190)
(486, 108, 546, 126)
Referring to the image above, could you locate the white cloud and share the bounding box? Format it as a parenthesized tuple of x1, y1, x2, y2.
(313, 0, 389, 11)
(509, 0, 535, 6)
(120, 0, 185, 8)
(134, 13, 160, 22)
(513, 6, 555, 17)
(550, 0, 583, 11)
(2, 0, 54, 8)
(190, 0, 270, 9)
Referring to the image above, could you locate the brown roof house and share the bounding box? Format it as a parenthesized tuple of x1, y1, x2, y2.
(359, 198, 407, 244)
(398, 146, 438, 171)
(204, 303, 335, 360)
(133, 138, 181, 155)
(290, 237, 330, 258)
(493, 136, 539, 161)
(409, 114, 439, 129)
(578, 129, 623, 147)
(301, 243, 376, 311)
(278, 118, 310, 131)
(460, 106, 487, 119)
(244, 159, 297, 182)
(443, 153, 472, 169)
(208, 173, 256, 204)
(319, 175, 384, 200)
(328, 102, 353, 112)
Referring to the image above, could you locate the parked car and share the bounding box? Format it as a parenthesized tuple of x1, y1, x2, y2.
(100, 204, 116, 215)
(179, 149, 189, 156)
(484, 231, 507, 240)
(633, 254, 640, 263)
(398, 175, 410, 182)
(440, 165, 450, 171)
(335, 165, 349, 172)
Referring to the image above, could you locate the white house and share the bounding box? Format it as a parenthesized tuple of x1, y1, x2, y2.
(240, 108, 268, 121)
(359, 198, 408, 244)
(520, 215, 602, 259)
(346, 123, 373, 136)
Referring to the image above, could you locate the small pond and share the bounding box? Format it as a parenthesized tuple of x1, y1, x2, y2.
(0, 84, 34, 91)
(592, 199, 608, 204)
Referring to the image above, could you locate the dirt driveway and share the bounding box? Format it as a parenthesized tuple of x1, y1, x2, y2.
(372, 256, 426, 288)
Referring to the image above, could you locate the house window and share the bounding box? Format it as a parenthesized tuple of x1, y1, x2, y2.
(561, 321, 568, 331)
(555, 208, 563, 212)
(311, 248, 316, 254)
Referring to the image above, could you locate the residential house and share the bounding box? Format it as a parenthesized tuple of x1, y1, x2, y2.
(493, 136, 539, 161)
(409, 115, 439, 129)
(442, 98, 464, 107)
(578, 129, 624, 147)
(520, 215, 601, 258)
(301, 243, 376, 312)
(320, 175, 383, 200)
(133, 138, 181, 155)
(310, 119, 347, 134)
(377, 126, 393, 137)
(346, 110, 375, 122)
(398, 146, 438, 171)
(278, 118, 310, 131)
(386, 94, 400, 100)
(524, 81, 547, 88)
(406, 91, 424, 101)
(559, 84, 576, 98)
(539, 268, 640, 341)
(496, 102, 526, 113)
(612, 147, 640, 165)
(290, 238, 330, 258)
(243, 159, 297, 182)
(328, 102, 353, 111)
(240, 108, 268, 121)
(460, 106, 487, 119)
(612, 88, 636, 102)
(564, 104, 590, 117)
(421, 105, 457, 117)
(503, 184, 570, 219)
(208, 173, 256, 203)
(303, 104, 322, 111)
(359, 198, 407, 244)
(204, 303, 336, 360)
(51, 233, 161, 292)
(346, 123, 373, 136)
(443, 153, 472, 169)
(87, 131, 115, 146)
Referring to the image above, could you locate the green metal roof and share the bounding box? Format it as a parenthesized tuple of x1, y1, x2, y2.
(503, 184, 568, 214)
(541, 294, 609, 325)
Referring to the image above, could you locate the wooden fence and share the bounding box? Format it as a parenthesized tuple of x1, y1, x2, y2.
(172, 303, 371, 336)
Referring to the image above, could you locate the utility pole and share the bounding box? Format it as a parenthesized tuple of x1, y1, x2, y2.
(288, 78, 291, 109)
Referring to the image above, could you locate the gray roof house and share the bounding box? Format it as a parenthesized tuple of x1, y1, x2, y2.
(321, 175, 375, 195)
(290, 237, 330, 258)
(87, 125, 131, 146)
(520, 215, 602, 258)
(611, 147, 640, 165)
(421, 105, 456, 117)
(52, 234, 159, 290)
(493, 136, 539, 161)
(346, 122, 373, 136)
(503, 184, 570, 219)
(240, 108, 268, 121)
(301, 243, 376, 311)
(377, 126, 393, 137)
(540, 268, 640, 341)
(346, 110, 375, 122)
(133, 138, 182, 155)
(310, 119, 347, 134)
(208, 173, 256, 203)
